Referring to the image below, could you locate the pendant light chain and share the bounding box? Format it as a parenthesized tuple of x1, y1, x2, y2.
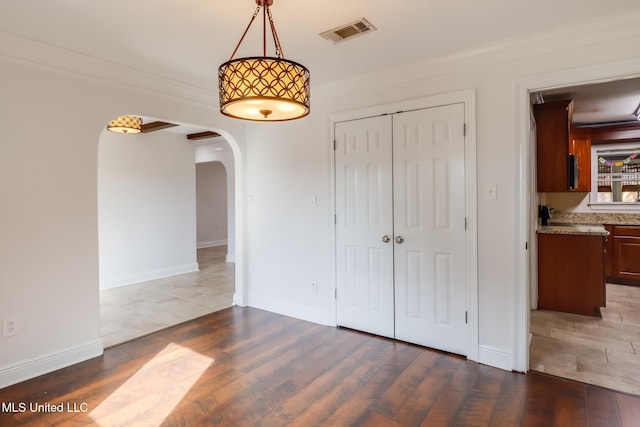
(227, 3, 284, 60)
(267, 8, 284, 59)
(228, 5, 261, 61)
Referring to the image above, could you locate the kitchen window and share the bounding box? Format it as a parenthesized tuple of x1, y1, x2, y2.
(590, 142, 640, 209)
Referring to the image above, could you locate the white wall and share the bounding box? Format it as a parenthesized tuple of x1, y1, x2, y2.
(0, 38, 247, 387)
(0, 62, 105, 383)
(245, 118, 333, 325)
(98, 130, 198, 289)
(196, 161, 227, 248)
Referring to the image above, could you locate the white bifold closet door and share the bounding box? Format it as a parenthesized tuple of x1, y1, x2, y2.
(335, 103, 467, 356)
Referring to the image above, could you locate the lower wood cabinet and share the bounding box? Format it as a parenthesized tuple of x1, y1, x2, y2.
(537, 232, 606, 316)
(606, 225, 640, 286)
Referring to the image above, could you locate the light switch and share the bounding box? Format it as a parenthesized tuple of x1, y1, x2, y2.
(309, 196, 317, 208)
(484, 183, 497, 200)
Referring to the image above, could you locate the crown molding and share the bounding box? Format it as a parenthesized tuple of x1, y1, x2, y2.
(0, 30, 218, 110)
(314, 7, 640, 101)
(1, 7, 640, 108)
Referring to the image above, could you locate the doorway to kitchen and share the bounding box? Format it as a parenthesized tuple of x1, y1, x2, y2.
(519, 71, 640, 393)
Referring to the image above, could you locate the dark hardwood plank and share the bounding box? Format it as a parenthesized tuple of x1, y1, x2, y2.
(586, 387, 623, 427)
(256, 333, 382, 426)
(453, 365, 509, 426)
(382, 351, 460, 425)
(617, 393, 640, 427)
(488, 369, 529, 426)
(520, 372, 560, 426)
(372, 345, 443, 418)
(554, 380, 588, 427)
(1, 306, 639, 426)
(414, 358, 486, 425)
(321, 342, 423, 426)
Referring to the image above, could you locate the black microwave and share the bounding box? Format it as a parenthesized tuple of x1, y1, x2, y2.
(568, 154, 580, 190)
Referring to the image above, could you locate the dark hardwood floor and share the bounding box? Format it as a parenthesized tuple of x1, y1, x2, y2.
(1, 307, 639, 426)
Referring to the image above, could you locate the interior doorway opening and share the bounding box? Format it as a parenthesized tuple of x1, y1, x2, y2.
(521, 74, 640, 394)
(97, 116, 238, 348)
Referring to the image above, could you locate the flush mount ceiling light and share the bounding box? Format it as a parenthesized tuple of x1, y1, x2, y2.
(106, 115, 142, 133)
(218, 0, 310, 122)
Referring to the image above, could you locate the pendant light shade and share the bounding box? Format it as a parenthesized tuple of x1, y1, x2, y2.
(107, 115, 142, 133)
(218, 0, 310, 122)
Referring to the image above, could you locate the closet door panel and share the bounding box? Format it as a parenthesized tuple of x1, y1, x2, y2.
(393, 104, 467, 355)
(335, 116, 395, 338)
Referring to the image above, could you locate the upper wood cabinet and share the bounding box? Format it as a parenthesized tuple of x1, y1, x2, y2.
(534, 100, 573, 192)
(569, 127, 592, 192)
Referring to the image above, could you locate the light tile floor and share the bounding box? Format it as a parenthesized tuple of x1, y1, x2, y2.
(530, 283, 640, 396)
(100, 246, 234, 348)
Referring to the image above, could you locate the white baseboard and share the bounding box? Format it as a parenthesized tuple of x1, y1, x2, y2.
(0, 339, 104, 388)
(197, 240, 227, 249)
(478, 345, 513, 371)
(99, 262, 199, 290)
(247, 294, 333, 327)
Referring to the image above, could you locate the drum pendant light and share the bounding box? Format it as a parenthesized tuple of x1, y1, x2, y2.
(218, 0, 310, 122)
(106, 116, 142, 133)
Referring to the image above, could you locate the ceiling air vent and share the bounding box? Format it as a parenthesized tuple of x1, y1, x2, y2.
(320, 18, 376, 44)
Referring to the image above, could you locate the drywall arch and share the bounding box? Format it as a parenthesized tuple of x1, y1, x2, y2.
(97, 117, 246, 308)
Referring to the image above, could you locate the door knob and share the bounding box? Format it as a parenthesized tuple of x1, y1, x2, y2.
(395, 236, 405, 244)
(382, 235, 391, 243)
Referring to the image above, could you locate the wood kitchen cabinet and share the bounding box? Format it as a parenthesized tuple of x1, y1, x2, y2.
(604, 224, 614, 278)
(537, 232, 606, 316)
(534, 100, 572, 192)
(534, 99, 592, 192)
(606, 225, 640, 286)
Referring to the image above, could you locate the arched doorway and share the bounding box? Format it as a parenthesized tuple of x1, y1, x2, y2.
(97, 116, 240, 348)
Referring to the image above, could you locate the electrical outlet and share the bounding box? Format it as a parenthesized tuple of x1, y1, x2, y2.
(311, 282, 318, 294)
(3, 320, 16, 337)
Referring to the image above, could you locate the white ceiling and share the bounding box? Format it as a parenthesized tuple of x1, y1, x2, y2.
(1, 0, 639, 125)
(538, 78, 640, 126)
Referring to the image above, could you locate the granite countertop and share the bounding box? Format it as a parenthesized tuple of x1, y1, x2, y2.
(537, 224, 609, 236)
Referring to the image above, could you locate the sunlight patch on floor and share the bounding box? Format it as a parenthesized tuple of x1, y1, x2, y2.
(89, 343, 213, 426)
